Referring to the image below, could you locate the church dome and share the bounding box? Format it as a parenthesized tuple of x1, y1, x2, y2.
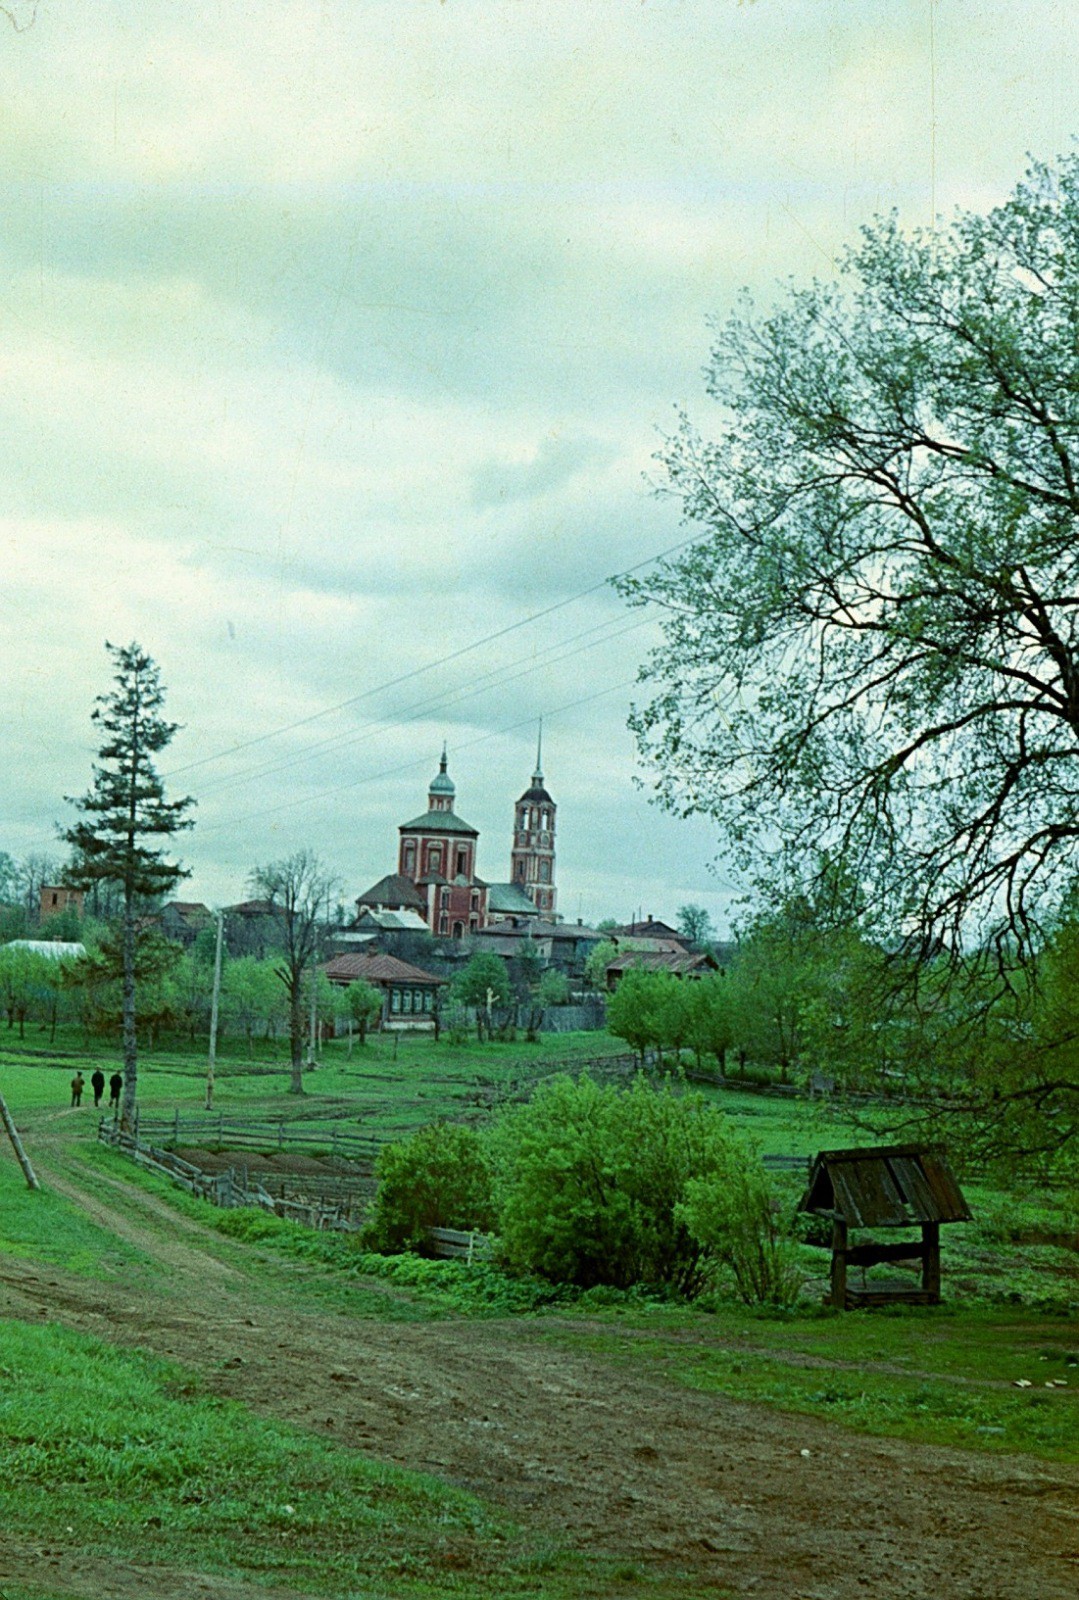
(429, 745, 455, 798)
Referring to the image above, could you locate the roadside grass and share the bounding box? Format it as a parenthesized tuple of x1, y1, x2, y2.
(543, 1305, 1079, 1461)
(0, 1318, 718, 1600)
(0, 1154, 155, 1280)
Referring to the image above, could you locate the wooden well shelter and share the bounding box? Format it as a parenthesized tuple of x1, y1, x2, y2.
(799, 1144, 972, 1310)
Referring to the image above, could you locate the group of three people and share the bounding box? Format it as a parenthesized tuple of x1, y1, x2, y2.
(69, 1068, 123, 1109)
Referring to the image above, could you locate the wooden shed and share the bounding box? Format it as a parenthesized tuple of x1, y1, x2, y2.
(799, 1144, 972, 1310)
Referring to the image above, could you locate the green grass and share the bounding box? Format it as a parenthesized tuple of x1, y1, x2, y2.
(541, 1301, 1079, 1461)
(0, 1318, 715, 1599)
(0, 1155, 155, 1279)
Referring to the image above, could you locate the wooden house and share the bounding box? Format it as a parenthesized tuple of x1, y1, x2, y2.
(799, 1144, 972, 1310)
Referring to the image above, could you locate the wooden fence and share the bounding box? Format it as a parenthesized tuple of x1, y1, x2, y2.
(118, 1109, 382, 1167)
(98, 1122, 368, 1230)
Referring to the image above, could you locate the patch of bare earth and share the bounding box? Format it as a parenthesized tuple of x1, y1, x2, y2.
(1, 1133, 1077, 1599)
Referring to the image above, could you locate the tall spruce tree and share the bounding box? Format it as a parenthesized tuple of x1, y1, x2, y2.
(64, 643, 194, 1125)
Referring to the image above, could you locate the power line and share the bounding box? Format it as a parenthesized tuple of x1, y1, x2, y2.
(196, 676, 637, 837)
(191, 611, 650, 801)
(164, 533, 694, 780)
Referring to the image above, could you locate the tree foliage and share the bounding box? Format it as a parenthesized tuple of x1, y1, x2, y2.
(677, 904, 715, 949)
(488, 1075, 767, 1297)
(620, 154, 1079, 966)
(366, 1123, 495, 1254)
(450, 952, 511, 1039)
(63, 643, 194, 1123)
(343, 979, 383, 1045)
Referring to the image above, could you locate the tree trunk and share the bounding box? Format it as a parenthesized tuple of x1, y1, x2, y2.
(120, 894, 138, 1131)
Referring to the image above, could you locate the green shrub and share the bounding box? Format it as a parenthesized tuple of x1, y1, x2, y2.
(678, 1163, 802, 1308)
(365, 1122, 495, 1254)
(488, 1074, 741, 1296)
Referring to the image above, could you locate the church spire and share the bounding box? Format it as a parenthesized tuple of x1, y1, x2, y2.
(428, 742, 456, 810)
(533, 719, 543, 785)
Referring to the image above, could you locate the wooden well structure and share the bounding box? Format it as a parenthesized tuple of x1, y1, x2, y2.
(799, 1144, 972, 1310)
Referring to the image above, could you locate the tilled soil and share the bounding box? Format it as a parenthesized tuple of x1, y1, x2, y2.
(1, 1121, 1077, 1599)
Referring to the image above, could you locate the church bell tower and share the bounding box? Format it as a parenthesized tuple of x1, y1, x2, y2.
(510, 725, 556, 916)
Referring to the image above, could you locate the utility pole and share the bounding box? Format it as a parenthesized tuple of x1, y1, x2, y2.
(0, 1094, 39, 1189)
(205, 910, 224, 1111)
(308, 893, 321, 1069)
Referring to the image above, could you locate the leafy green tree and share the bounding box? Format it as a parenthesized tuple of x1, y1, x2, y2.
(619, 153, 1079, 972)
(0, 945, 36, 1035)
(0, 905, 28, 943)
(222, 957, 285, 1055)
(366, 1123, 495, 1254)
(451, 952, 511, 1040)
(683, 974, 732, 1074)
(250, 851, 338, 1093)
(343, 979, 383, 1046)
(679, 1162, 801, 1308)
(63, 644, 194, 1124)
(0, 851, 21, 907)
(605, 969, 670, 1064)
(583, 938, 617, 992)
(677, 904, 715, 949)
(537, 968, 569, 1006)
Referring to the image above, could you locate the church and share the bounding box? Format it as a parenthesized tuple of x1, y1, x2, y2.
(353, 737, 557, 937)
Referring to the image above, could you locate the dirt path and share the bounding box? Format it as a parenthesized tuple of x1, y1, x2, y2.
(2, 1130, 1078, 1599)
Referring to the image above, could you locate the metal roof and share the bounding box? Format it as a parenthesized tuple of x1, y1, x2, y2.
(323, 953, 444, 986)
(487, 882, 542, 915)
(354, 873, 426, 910)
(800, 1145, 972, 1229)
(398, 810, 479, 837)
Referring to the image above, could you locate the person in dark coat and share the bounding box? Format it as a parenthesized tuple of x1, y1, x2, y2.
(90, 1069, 106, 1108)
(70, 1072, 85, 1107)
(108, 1072, 123, 1109)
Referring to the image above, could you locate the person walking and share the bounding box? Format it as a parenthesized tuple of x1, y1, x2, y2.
(109, 1071, 123, 1110)
(70, 1072, 85, 1107)
(90, 1069, 106, 1108)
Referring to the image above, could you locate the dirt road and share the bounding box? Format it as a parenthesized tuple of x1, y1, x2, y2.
(1, 1127, 1077, 1599)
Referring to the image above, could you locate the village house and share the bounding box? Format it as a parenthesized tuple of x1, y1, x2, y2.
(322, 951, 445, 1031)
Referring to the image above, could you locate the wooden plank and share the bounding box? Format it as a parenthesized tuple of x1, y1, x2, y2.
(843, 1240, 925, 1268)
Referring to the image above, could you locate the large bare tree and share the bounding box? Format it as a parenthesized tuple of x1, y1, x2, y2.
(251, 851, 338, 1095)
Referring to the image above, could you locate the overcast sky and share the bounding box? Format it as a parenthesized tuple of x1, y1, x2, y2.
(0, 1, 1074, 931)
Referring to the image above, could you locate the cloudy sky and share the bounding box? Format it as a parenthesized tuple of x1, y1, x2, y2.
(0, 0, 1074, 930)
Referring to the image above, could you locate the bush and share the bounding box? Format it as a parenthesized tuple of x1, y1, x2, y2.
(365, 1123, 495, 1254)
(488, 1074, 741, 1296)
(678, 1164, 802, 1308)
